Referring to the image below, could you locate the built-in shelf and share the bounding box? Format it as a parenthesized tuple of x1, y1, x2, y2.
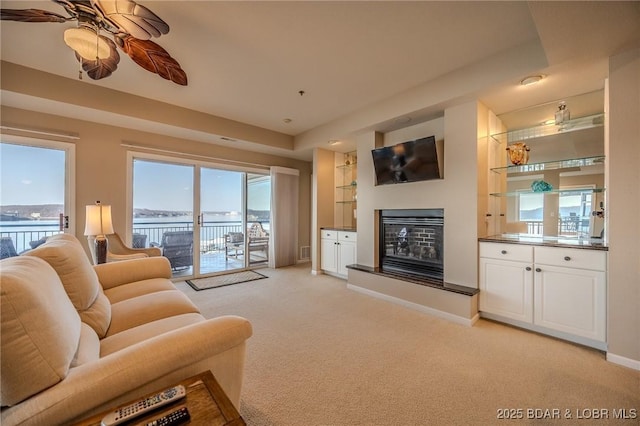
(336, 162, 357, 170)
(491, 156, 605, 174)
(335, 151, 357, 228)
(490, 187, 606, 197)
(490, 113, 605, 144)
(336, 184, 357, 190)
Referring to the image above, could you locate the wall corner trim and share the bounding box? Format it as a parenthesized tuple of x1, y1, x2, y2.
(606, 352, 640, 371)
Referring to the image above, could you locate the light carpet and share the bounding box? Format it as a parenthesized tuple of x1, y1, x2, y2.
(186, 270, 267, 291)
(176, 263, 639, 425)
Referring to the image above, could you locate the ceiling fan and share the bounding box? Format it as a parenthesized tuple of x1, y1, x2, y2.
(1, 0, 187, 85)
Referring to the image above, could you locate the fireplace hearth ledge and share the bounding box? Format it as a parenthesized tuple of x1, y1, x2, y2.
(346, 264, 478, 296)
(346, 264, 479, 326)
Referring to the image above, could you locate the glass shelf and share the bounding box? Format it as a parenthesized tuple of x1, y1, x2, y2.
(336, 162, 357, 170)
(491, 156, 605, 174)
(490, 188, 606, 197)
(336, 184, 357, 190)
(490, 113, 605, 144)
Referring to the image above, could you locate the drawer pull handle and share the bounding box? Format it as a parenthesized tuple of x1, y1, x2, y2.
(525, 266, 532, 271)
(501, 250, 507, 255)
(564, 256, 571, 261)
(535, 268, 542, 272)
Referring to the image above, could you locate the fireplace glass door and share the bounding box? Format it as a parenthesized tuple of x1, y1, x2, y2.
(380, 209, 444, 280)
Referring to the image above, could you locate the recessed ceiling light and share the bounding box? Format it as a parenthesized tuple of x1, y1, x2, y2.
(520, 74, 545, 86)
(393, 116, 412, 124)
(328, 140, 340, 146)
(283, 118, 292, 123)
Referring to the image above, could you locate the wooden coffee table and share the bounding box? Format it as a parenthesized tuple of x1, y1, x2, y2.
(75, 371, 245, 425)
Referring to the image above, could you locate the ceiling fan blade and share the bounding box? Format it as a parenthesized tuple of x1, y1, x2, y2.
(76, 36, 120, 80)
(0, 8, 69, 23)
(120, 35, 187, 86)
(92, 0, 169, 40)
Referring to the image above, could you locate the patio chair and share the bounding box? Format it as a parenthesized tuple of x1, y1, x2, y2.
(153, 230, 194, 270)
(225, 232, 245, 260)
(0, 237, 18, 259)
(106, 233, 161, 262)
(247, 222, 269, 264)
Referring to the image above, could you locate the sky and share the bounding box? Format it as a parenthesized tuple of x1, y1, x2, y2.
(1, 143, 65, 205)
(0, 143, 270, 212)
(134, 159, 270, 212)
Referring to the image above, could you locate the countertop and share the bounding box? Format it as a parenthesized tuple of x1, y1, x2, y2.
(479, 234, 608, 251)
(321, 227, 357, 232)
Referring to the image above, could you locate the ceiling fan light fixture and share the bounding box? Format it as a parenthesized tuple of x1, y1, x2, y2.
(64, 27, 111, 60)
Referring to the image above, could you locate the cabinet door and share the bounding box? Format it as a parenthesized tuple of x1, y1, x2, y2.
(479, 258, 533, 322)
(337, 241, 356, 277)
(534, 265, 606, 342)
(320, 238, 337, 273)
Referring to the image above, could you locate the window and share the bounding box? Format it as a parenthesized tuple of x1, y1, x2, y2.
(0, 136, 75, 255)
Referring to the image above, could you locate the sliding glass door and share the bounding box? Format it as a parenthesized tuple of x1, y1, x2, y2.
(132, 160, 195, 277)
(131, 155, 270, 279)
(199, 167, 245, 275)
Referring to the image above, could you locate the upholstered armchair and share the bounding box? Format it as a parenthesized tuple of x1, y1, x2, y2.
(106, 233, 161, 263)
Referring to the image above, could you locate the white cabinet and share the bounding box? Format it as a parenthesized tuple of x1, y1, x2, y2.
(479, 242, 533, 322)
(479, 242, 607, 348)
(533, 247, 606, 342)
(320, 230, 338, 273)
(337, 232, 356, 277)
(321, 229, 357, 278)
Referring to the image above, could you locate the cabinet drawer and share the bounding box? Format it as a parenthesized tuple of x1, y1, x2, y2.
(338, 231, 357, 243)
(321, 229, 338, 240)
(479, 242, 533, 262)
(534, 247, 606, 271)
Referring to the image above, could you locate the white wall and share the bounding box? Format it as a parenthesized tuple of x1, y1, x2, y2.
(355, 101, 482, 288)
(606, 47, 640, 366)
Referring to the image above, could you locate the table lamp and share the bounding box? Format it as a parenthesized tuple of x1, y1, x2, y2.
(84, 201, 114, 264)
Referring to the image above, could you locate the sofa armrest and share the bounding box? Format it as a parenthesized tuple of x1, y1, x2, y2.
(1, 316, 253, 426)
(94, 257, 172, 290)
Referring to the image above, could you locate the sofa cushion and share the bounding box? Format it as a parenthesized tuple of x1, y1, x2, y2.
(100, 313, 205, 356)
(25, 234, 112, 338)
(0, 256, 81, 406)
(103, 278, 178, 304)
(71, 323, 101, 368)
(107, 290, 200, 336)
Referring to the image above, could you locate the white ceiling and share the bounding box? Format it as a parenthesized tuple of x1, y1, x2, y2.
(1, 1, 639, 159)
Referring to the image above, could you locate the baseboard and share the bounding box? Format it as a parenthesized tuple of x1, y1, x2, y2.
(480, 312, 607, 351)
(347, 284, 477, 327)
(606, 352, 640, 370)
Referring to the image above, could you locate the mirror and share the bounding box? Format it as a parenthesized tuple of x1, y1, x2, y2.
(495, 90, 605, 240)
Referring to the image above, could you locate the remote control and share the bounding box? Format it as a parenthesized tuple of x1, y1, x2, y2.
(145, 406, 190, 426)
(100, 385, 186, 426)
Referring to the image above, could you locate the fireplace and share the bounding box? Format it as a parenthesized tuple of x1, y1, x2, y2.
(379, 209, 443, 281)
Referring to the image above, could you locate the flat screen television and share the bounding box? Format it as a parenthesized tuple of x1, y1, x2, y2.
(371, 136, 444, 186)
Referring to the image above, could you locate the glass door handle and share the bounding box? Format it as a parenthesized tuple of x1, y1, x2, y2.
(59, 214, 69, 230)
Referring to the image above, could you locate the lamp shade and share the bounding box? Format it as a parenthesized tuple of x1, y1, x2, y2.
(84, 204, 114, 236)
(64, 27, 111, 60)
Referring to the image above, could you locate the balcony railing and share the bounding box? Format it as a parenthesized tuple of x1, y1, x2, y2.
(1, 221, 268, 257)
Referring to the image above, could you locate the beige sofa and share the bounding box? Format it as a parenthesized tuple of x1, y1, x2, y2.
(0, 234, 252, 426)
